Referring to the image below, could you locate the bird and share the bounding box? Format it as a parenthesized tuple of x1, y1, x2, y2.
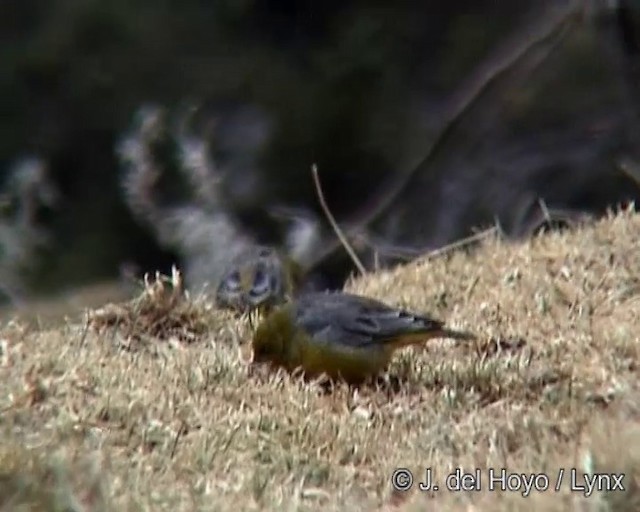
(251, 291, 476, 384)
(216, 245, 304, 314)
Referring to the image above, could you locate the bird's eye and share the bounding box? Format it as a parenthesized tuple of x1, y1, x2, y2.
(219, 270, 241, 292)
(228, 271, 242, 290)
(249, 267, 271, 298)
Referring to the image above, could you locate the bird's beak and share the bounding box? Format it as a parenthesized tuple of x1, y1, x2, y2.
(247, 352, 264, 377)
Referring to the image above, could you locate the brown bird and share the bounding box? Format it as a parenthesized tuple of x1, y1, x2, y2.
(216, 245, 304, 314)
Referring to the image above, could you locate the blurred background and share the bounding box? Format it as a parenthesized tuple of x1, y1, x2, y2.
(2, 0, 640, 319)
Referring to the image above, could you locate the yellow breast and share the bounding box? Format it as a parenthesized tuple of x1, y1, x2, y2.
(295, 336, 393, 383)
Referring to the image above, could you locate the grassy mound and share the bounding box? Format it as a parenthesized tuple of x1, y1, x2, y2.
(2, 208, 640, 511)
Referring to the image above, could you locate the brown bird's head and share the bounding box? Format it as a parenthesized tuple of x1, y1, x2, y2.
(216, 246, 291, 313)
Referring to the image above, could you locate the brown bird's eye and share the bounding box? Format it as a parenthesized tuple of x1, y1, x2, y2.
(222, 270, 242, 292)
(250, 267, 270, 297)
(216, 270, 244, 308)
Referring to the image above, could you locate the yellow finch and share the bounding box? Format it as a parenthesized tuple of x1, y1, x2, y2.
(216, 245, 303, 313)
(251, 291, 475, 383)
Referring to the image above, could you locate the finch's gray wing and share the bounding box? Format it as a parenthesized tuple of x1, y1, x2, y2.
(294, 292, 444, 347)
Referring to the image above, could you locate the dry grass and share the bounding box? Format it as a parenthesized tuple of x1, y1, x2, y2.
(3, 208, 640, 510)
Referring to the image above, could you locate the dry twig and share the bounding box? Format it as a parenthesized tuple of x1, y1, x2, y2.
(311, 164, 366, 276)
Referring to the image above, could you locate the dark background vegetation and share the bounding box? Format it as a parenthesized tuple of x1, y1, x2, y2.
(2, 0, 640, 301)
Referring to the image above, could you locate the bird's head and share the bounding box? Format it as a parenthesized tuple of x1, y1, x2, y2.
(251, 307, 295, 365)
(216, 246, 286, 312)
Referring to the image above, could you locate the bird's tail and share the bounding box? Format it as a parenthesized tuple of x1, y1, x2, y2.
(391, 327, 477, 349)
(438, 328, 477, 342)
